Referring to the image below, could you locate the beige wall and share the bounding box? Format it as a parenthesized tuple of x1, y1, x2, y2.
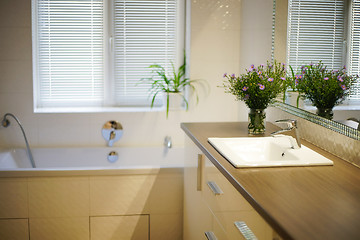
(0, 0, 273, 148)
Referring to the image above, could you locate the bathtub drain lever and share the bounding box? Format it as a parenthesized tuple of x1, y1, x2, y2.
(107, 151, 119, 163)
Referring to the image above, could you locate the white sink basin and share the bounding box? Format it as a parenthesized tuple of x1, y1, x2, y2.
(208, 136, 333, 168)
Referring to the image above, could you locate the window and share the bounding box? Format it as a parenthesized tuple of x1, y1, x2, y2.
(287, 0, 345, 70)
(32, 0, 183, 112)
(348, 0, 360, 101)
(287, 0, 360, 104)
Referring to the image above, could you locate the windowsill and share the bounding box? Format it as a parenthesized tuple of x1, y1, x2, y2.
(303, 105, 360, 111)
(34, 106, 167, 113)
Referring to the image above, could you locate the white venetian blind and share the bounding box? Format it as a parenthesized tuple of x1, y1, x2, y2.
(113, 0, 177, 107)
(349, 0, 360, 101)
(287, 0, 345, 71)
(35, 0, 104, 107)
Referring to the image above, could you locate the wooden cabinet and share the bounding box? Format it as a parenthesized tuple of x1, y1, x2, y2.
(203, 157, 274, 240)
(183, 136, 210, 240)
(184, 137, 279, 240)
(0, 171, 183, 240)
(182, 122, 360, 239)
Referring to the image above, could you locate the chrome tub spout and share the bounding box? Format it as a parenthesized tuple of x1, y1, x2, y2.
(2, 113, 36, 168)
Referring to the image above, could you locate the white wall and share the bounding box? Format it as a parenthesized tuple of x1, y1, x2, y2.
(0, 0, 273, 148)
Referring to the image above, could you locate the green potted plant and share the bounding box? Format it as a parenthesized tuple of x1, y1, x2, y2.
(223, 61, 290, 134)
(285, 65, 304, 108)
(141, 56, 201, 118)
(295, 61, 356, 119)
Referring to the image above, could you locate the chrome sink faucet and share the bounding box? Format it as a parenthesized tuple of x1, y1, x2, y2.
(271, 119, 301, 149)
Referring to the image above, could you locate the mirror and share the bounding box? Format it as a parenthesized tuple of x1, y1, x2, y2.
(273, 0, 360, 138)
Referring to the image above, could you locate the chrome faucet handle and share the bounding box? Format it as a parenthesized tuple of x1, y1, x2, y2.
(109, 131, 116, 140)
(107, 131, 116, 147)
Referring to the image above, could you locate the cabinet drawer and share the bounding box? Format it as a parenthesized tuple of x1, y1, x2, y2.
(203, 158, 253, 215)
(203, 158, 274, 240)
(219, 211, 273, 240)
(205, 215, 228, 240)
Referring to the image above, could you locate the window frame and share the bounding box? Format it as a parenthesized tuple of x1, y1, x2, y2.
(345, 0, 360, 105)
(286, 0, 360, 110)
(32, 0, 186, 113)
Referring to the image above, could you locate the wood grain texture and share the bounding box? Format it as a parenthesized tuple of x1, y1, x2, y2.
(181, 122, 360, 240)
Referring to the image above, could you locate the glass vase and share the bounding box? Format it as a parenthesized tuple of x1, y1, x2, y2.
(316, 108, 334, 120)
(248, 108, 266, 135)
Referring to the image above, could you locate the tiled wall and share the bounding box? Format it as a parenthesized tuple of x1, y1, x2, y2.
(0, 0, 274, 149)
(0, 171, 183, 240)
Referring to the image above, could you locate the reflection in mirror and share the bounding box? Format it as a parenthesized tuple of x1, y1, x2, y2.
(273, 101, 360, 141)
(273, 0, 360, 135)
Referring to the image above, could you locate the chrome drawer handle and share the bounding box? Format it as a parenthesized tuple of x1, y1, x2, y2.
(207, 181, 223, 195)
(234, 221, 258, 240)
(204, 231, 218, 240)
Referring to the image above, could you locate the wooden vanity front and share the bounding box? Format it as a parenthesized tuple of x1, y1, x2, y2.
(182, 122, 360, 240)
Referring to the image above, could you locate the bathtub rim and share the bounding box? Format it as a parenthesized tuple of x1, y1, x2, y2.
(0, 166, 184, 178)
(0, 146, 184, 178)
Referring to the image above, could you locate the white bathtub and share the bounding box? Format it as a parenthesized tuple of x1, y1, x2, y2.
(0, 146, 184, 177)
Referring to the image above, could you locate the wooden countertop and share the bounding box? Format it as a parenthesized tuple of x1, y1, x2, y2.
(181, 122, 360, 240)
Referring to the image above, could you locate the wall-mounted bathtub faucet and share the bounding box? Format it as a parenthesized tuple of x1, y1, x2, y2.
(102, 121, 123, 147)
(1, 113, 36, 168)
(164, 136, 172, 149)
(271, 119, 301, 149)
